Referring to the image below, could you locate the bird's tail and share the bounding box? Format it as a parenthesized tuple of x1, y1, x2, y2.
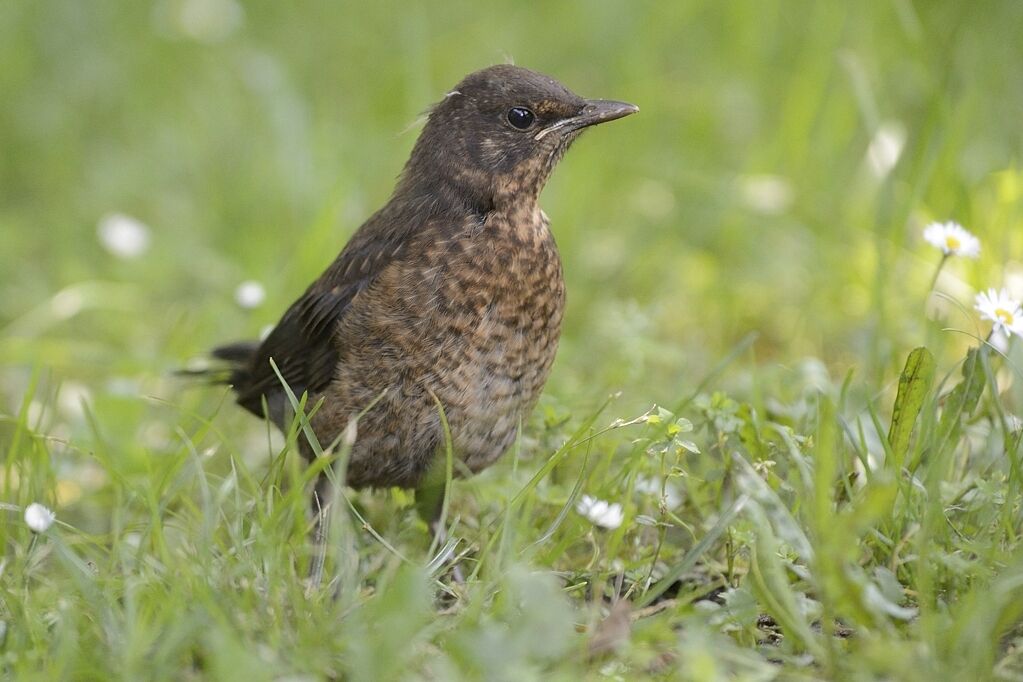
(176, 340, 258, 386)
(210, 340, 260, 365)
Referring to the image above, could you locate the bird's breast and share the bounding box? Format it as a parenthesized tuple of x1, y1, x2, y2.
(423, 208, 565, 468)
(318, 207, 567, 483)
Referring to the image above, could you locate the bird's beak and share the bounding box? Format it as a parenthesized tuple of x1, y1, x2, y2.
(535, 99, 639, 140)
(572, 99, 639, 129)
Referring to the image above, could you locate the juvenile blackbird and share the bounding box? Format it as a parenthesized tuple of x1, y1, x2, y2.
(211, 65, 637, 501)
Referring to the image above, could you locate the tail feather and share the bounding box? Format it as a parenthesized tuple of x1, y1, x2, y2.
(176, 339, 258, 387)
(211, 340, 260, 363)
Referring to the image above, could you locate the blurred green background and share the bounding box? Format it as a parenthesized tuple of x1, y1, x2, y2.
(2, 0, 1023, 475)
(5, 2, 1023, 678)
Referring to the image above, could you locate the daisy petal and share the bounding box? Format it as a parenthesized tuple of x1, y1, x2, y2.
(975, 288, 1023, 338)
(24, 503, 56, 533)
(576, 494, 624, 530)
(923, 221, 980, 258)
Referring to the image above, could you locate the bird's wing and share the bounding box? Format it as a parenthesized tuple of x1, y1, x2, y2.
(228, 211, 416, 418)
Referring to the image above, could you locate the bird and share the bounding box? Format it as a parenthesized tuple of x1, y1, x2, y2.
(206, 64, 637, 532)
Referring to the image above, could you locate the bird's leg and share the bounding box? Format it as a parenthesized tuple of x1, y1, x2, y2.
(429, 514, 464, 585)
(415, 463, 464, 584)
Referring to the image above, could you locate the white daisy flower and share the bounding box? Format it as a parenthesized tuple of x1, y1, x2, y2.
(576, 495, 624, 530)
(923, 221, 980, 258)
(97, 213, 151, 259)
(24, 503, 56, 533)
(234, 280, 266, 309)
(975, 288, 1023, 337)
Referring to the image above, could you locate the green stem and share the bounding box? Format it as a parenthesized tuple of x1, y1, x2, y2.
(927, 253, 950, 295)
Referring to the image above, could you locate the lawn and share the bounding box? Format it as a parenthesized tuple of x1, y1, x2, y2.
(3, 1, 1023, 679)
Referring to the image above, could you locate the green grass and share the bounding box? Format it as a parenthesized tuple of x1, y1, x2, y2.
(4, 1, 1023, 679)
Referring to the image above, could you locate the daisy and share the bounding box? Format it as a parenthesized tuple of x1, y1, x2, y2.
(234, 280, 266, 309)
(923, 221, 980, 258)
(975, 288, 1023, 337)
(576, 495, 624, 530)
(97, 213, 151, 259)
(24, 503, 56, 533)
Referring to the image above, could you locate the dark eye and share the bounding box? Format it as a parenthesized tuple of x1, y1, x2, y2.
(507, 107, 535, 130)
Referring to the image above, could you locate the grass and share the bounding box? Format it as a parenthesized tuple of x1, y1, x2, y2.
(4, 1, 1023, 679)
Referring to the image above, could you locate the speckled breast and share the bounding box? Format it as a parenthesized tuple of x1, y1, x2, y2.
(312, 209, 565, 489)
(433, 210, 565, 472)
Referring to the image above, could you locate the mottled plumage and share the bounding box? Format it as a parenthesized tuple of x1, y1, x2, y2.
(212, 65, 637, 490)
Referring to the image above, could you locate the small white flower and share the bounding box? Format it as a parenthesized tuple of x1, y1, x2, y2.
(576, 494, 624, 530)
(923, 221, 980, 258)
(866, 121, 905, 178)
(97, 213, 151, 259)
(24, 503, 56, 533)
(234, 280, 266, 309)
(975, 288, 1023, 337)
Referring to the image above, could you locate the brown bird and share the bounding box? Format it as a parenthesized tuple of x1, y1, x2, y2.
(209, 65, 637, 525)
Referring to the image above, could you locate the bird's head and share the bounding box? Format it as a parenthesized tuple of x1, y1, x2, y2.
(399, 65, 638, 212)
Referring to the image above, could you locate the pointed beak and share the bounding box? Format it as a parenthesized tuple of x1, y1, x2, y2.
(533, 99, 639, 140)
(571, 99, 639, 129)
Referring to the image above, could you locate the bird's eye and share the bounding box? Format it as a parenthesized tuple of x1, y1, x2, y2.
(507, 107, 536, 130)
